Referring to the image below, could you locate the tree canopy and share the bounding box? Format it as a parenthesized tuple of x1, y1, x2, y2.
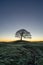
(15, 29, 31, 41)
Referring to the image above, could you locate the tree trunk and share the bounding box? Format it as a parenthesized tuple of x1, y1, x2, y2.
(21, 35, 22, 41)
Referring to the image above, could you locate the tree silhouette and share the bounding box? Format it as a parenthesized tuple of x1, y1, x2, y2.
(15, 29, 31, 41)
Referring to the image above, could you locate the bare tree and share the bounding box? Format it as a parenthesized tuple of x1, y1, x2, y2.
(15, 29, 31, 41)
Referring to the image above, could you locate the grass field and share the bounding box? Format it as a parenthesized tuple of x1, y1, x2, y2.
(0, 41, 43, 65)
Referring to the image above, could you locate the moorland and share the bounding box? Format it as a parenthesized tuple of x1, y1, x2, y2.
(0, 40, 43, 65)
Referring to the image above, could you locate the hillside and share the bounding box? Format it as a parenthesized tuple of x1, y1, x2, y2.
(0, 41, 43, 65)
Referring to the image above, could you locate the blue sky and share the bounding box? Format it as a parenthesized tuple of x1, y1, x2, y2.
(0, 0, 43, 41)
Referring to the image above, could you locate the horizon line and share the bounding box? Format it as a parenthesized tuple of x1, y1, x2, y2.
(0, 40, 43, 42)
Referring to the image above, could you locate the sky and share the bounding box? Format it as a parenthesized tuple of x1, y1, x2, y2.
(0, 0, 43, 42)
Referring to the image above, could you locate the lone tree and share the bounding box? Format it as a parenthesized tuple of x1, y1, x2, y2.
(15, 29, 31, 41)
